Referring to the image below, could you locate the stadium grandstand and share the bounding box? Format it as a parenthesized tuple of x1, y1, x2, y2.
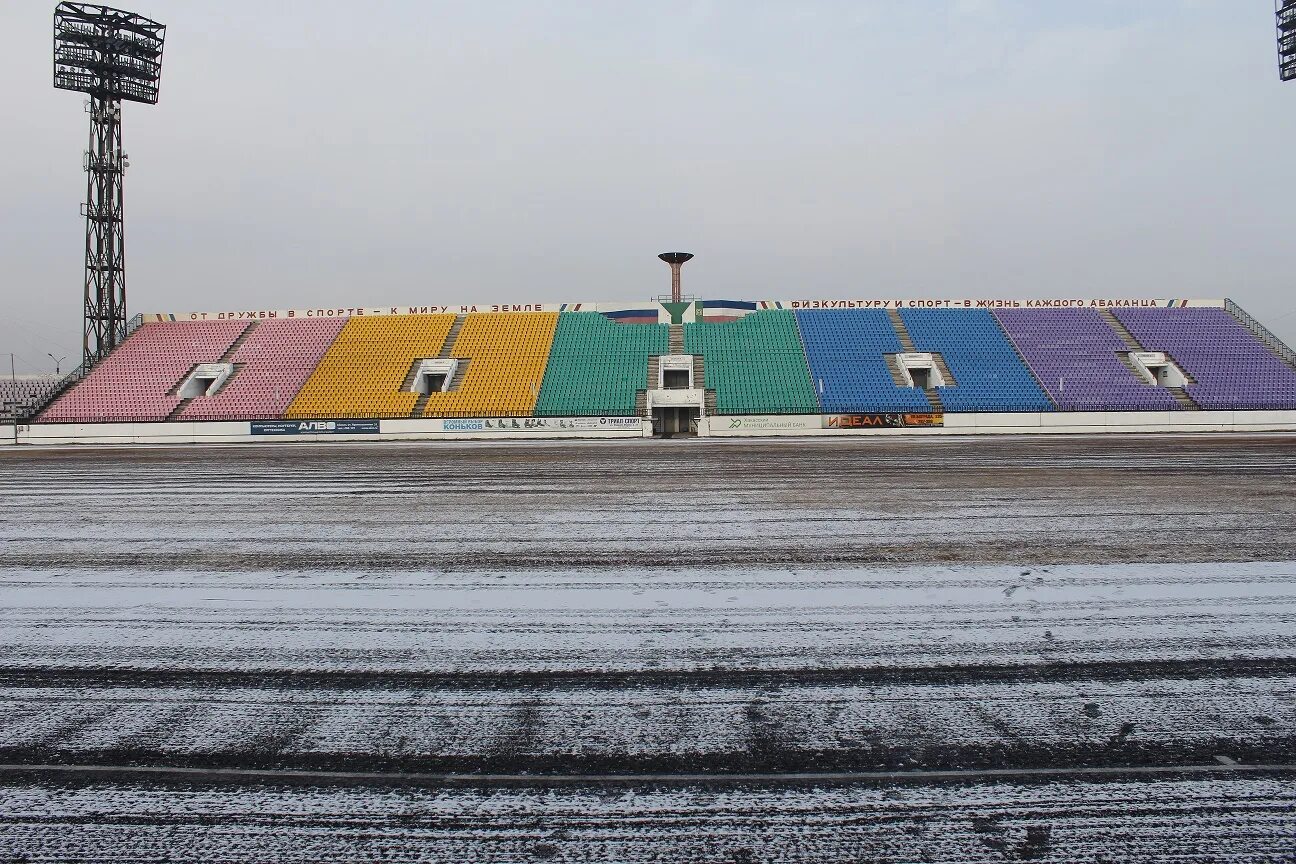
(0, 376, 63, 424)
(14, 297, 1296, 441)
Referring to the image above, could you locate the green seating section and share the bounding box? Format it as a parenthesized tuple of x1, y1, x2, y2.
(535, 313, 669, 416)
(685, 310, 819, 414)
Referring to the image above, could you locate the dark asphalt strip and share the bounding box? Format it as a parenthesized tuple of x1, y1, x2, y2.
(1, 657, 1293, 691)
(0, 762, 1292, 788)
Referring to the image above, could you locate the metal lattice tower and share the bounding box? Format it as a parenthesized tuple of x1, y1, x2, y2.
(53, 3, 166, 368)
(81, 96, 126, 365)
(1278, 1, 1296, 81)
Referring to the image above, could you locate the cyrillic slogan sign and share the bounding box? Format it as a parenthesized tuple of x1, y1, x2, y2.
(782, 298, 1220, 310)
(146, 297, 1224, 323)
(149, 304, 560, 322)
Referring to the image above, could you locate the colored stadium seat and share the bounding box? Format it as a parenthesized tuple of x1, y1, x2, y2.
(900, 309, 1053, 412)
(794, 309, 930, 413)
(1114, 308, 1296, 410)
(177, 318, 347, 421)
(536, 312, 668, 416)
(685, 310, 818, 415)
(995, 309, 1181, 411)
(34, 302, 1296, 423)
(286, 314, 456, 419)
(421, 312, 558, 418)
(39, 320, 250, 423)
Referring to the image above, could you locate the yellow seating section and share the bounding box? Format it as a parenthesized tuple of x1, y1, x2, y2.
(422, 312, 558, 417)
(285, 314, 455, 418)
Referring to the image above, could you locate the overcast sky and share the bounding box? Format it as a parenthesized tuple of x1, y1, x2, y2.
(2, 0, 1294, 373)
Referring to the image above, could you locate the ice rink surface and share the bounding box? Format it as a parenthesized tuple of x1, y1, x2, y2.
(0, 435, 1293, 860)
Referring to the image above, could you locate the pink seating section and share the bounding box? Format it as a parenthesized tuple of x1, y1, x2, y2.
(177, 318, 347, 421)
(38, 321, 250, 423)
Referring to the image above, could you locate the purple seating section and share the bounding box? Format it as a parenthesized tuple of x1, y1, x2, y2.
(994, 309, 1182, 411)
(1113, 308, 1296, 410)
(176, 318, 348, 421)
(38, 320, 249, 423)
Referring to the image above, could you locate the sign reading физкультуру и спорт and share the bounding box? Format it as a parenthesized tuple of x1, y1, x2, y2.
(780, 298, 1221, 310)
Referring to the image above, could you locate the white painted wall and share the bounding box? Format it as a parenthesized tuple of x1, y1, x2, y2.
(381, 418, 649, 440)
(700, 411, 1296, 437)
(20, 417, 651, 445)
(23, 420, 254, 446)
(647, 389, 705, 410)
(15, 410, 1296, 446)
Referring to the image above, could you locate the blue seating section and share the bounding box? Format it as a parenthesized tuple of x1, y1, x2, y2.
(794, 309, 931, 413)
(900, 309, 1053, 412)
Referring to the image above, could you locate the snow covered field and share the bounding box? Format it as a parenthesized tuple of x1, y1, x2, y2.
(4, 435, 1296, 571)
(0, 435, 1293, 860)
(0, 670, 1289, 775)
(1, 561, 1293, 674)
(2, 775, 1293, 862)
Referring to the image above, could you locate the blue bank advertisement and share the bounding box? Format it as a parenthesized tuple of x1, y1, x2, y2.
(250, 420, 381, 435)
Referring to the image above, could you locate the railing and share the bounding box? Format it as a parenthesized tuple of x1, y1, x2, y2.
(1225, 299, 1296, 368)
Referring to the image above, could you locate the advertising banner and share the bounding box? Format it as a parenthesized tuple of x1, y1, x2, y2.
(824, 413, 944, 429)
(722, 416, 822, 432)
(250, 419, 381, 435)
(443, 417, 640, 432)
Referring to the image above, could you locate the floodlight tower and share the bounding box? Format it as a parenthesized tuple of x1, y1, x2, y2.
(52, 3, 166, 368)
(657, 252, 694, 304)
(1278, 1, 1296, 80)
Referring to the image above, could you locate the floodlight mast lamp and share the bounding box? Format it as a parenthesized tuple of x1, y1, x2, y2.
(52, 3, 165, 369)
(1277, 1, 1296, 81)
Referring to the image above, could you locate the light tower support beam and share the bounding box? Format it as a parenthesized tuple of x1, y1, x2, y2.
(83, 96, 126, 363)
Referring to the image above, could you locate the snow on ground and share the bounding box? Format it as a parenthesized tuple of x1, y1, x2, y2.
(4, 436, 1296, 570)
(0, 775, 1292, 862)
(0, 562, 1291, 673)
(0, 675, 1288, 768)
(0, 437, 1293, 858)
